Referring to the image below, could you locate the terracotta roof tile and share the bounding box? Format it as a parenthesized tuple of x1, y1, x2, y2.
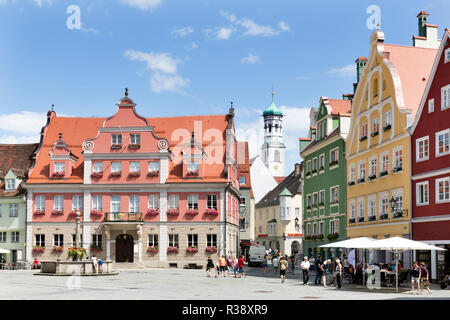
(327, 99, 352, 116)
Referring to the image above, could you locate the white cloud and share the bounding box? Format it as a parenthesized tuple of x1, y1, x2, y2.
(240, 54, 261, 64)
(124, 50, 189, 93)
(329, 64, 355, 78)
(203, 27, 234, 40)
(185, 42, 198, 50)
(0, 111, 46, 135)
(219, 11, 290, 37)
(0, 134, 40, 144)
(279, 21, 291, 32)
(119, 0, 162, 10)
(171, 26, 194, 37)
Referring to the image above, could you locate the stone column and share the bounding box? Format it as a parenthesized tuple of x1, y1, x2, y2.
(105, 226, 111, 261)
(159, 190, 168, 263)
(160, 158, 169, 184)
(137, 224, 143, 262)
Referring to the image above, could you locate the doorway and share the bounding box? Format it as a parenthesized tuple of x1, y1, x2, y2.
(115, 234, 134, 262)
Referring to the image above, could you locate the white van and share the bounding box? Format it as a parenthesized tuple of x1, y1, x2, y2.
(248, 245, 267, 266)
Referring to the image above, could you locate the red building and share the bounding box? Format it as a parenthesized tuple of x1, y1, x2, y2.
(411, 29, 450, 282)
(24, 91, 242, 268)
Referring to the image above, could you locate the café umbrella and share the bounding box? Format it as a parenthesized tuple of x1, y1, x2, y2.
(0, 248, 11, 254)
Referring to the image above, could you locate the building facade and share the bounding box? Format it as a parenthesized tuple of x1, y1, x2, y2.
(255, 164, 303, 255)
(300, 96, 351, 260)
(24, 93, 241, 268)
(411, 29, 450, 282)
(0, 144, 38, 265)
(346, 22, 438, 266)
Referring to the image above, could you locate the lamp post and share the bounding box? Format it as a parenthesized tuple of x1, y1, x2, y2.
(389, 196, 397, 215)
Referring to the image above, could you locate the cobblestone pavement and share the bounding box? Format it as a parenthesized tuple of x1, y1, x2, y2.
(0, 267, 449, 300)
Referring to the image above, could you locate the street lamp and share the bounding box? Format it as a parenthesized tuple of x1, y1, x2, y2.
(294, 217, 299, 227)
(389, 196, 397, 213)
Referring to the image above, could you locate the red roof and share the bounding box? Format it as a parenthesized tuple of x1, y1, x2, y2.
(274, 176, 285, 185)
(355, 56, 368, 62)
(417, 10, 429, 17)
(328, 99, 352, 116)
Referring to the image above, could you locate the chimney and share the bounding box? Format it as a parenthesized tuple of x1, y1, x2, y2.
(342, 94, 354, 101)
(417, 11, 429, 37)
(413, 11, 440, 49)
(353, 57, 368, 94)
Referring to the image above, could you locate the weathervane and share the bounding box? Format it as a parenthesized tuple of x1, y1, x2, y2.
(125, 88, 128, 97)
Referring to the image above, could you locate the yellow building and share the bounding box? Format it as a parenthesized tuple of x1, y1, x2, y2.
(345, 25, 438, 264)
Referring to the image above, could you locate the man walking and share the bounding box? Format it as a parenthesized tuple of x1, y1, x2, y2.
(272, 255, 279, 274)
(335, 259, 343, 289)
(301, 256, 310, 285)
(314, 255, 324, 285)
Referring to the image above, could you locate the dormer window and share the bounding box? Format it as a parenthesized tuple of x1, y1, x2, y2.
(6, 179, 15, 191)
(239, 176, 246, 185)
(111, 134, 122, 148)
(55, 162, 65, 173)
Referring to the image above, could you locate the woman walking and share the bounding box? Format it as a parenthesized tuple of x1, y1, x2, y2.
(262, 255, 268, 274)
(206, 256, 214, 277)
(419, 262, 432, 295)
(226, 255, 233, 277)
(410, 261, 420, 294)
(233, 257, 239, 278)
(279, 256, 288, 283)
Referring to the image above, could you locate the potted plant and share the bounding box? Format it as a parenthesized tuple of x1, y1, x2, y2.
(380, 170, 388, 177)
(90, 210, 103, 217)
(91, 172, 103, 178)
(69, 211, 82, 217)
(380, 213, 388, 220)
(368, 215, 376, 221)
(110, 171, 121, 177)
(90, 245, 103, 252)
(205, 246, 217, 253)
(349, 218, 356, 224)
(359, 135, 367, 142)
(128, 144, 140, 149)
(167, 208, 179, 216)
(167, 246, 179, 253)
(147, 246, 159, 254)
(205, 208, 219, 215)
(111, 144, 122, 149)
(51, 210, 64, 216)
(187, 170, 199, 176)
(358, 216, 365, 223)
(33, 210, 45, 216)
(368, 174, 377, 180)
(186, 246, 198, 253)
(33, 246, 45, 253)
(129, 171, 140, 177)
(317, 234, 324, 240)
(186, 209, 199, 216)
(371, 131, 379, 137)
(147, 171, 159, 177)
(348, 181, 355, 186)
(67, 247, 87, 261)
(52, 246, 64, 253)
(146, 208, 160, 216)
(52, 171, 65, 178)
(383, 124, 391, 131)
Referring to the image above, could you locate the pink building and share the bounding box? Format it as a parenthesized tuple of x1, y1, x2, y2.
(24, 92, 241, 268)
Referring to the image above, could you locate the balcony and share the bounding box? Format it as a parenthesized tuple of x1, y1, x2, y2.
(104, 212, 143, 223)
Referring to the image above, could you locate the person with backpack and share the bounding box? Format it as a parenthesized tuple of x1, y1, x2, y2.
(279, 256, 288, 283)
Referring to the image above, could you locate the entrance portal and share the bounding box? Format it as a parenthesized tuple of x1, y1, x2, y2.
(115, 234, 134, 262)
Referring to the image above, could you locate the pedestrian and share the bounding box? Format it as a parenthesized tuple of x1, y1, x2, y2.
(335, 259, 343, 289)
(322, 259, 331, 287)
(233, 257, 239, 278)
(279, 256, 288, 283)
(419, 262, 432, 295)
(98, 258, 103, 273)
(262, 254, 268, 274)
(226, 255, 233, 277)
(215, 262, 220, 278)
(314, 255, 324, 285)
(410, 261, 420, 294)
(237, 255, 246, 278)
(343, 254, 349, 273)
(289, 254, 295, 274)
(91, 255, 98, 273)
(309, 256, 315, 277)
(301, 256, 310, 285)
(272, 255, 279, 274)
(218, 254, 227, 277)
(206, 256, 214, 277)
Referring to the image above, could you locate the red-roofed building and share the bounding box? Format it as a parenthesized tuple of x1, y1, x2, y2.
(24, 93, 241, 268)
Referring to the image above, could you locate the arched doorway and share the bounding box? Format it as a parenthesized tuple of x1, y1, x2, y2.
(291, 241, 300, 255)
(116, 234, 134, 262)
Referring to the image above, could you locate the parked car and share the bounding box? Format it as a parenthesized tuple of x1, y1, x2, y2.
(248, 245, 266, 266)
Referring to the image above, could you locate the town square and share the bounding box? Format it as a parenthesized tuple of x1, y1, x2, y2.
(0, 0, 449, 307)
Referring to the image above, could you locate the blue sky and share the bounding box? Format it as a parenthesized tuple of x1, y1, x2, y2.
(0, 0, 448, 175)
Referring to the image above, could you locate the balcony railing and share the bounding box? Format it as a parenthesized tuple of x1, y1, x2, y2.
(104, 212, 144, 222)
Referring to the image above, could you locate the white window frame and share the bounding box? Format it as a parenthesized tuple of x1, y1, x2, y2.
(349, 164, 356, 182)
(54, 162, 65, 173)
(306, 194, 311, 208)
(428, 98, 434, 113)
(361, 123, 368, 137)
(206, 234, 217, 247)
(378, 192, 389, 218)
(207, 194, 217, 210)
(148, 234, 158, 247)
(92, 195, 102, 211)
(415, 136, 429, 162)
(53, 234, 64, 247)
(6, 178, 15, 191)
(110, 195, 121, 213)
(358, 160, 366, 180)
(319, 190, 325, 205)
(330, 186, 339, 204)
(148, 161, 159, 172)
(416, 181, 429, 206)
(357, 198, 365, 219)
(92, 234, 103, 247)
(35, 234, 45, 247)
(384, 110, 391, 126)
(168, 194, 179, 209)
(130, 161, 140, 173)
(0, 232, 6, 243)
(369, 156, 377, 177)
(54, 195, 64, 211)
(330, 148, 339, 164)
(330, 219, 339, 234)
(319, 221, 324, 235)
(9, 203, 18, 217)
(307, 223, 311, 236)
(130, 133, 140, 145)
(372, 117, 379, 133)
(111, 162, 121, 173)
(36, 195, 45, 211)
(187, 194, 198, 210)
(368, 196, 376, 219)
(436, 129, 450, 157)
(319, 154, 325, 170)
(129, 195, 140, 213)
(93, 162, 103, 173)
(442, 85, 450, 111)
(148, 194, 159, 210)
(239, 176, 246, 185)
(436, 177, 450, 203)
(187, 162, 199, 172)
(188, 234, 198, 247)
(393, 147, 403, 169)
(112, 134, 122, 145)
(349, 200, 356, 219)
(380, 152, 389, 173)
(72, 195, 83, 211)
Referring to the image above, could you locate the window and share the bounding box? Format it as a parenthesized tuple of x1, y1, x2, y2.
(416, 136, 429, 161)
(35, 234, 45, 247)
(349, 202, 356, 219)
(445, 48, 450, 63)
(92, 195, 102, 211)
(53, 234, 63, 247)
(381, 153, 389, 173)
(168, 194, 179, 209)
(148, 161, 159, 172)
(11, 231, 19, 243)
(0, 232, 6, 242)
(313, 193, 318, 207)
(188, 234, 198, 247)
(358, 199, 365, 219)
(368, 198, 376, 219)
(295, 208, 300, 217)
(148, 194, 158, 209)
(394, 148, 403, 169)
(54, 195, 64, 211)
(313, 223, 317, 235)
(207, 194, 217, 210)
(274, 150, 280, 162)
(130, 161, 140, 172)
(394, 194, 403, 213)
(319, 221, 324, 235)
(111, 162, 121, 173)
(54, 162, 65, 173)
(436, 177, 450, 203)
(71, 234, 83, 246)
(372, 118, 379, 133)
(168, 234, 179, 248)
(307, 224, 311, 236)
(129, 195, 140, 213)
(206, 234, 217, 247)
(436, 129, 450, 157)
(112, 134, 122, 145)
(312, 158, 317, 172)
(319, 154, 325, 170)
(130, 134, 140, 145)
(349, 165, 356, 182)
(330, 220, 339, 234)
(0, 204, 2, 217)
(306, 161, 311, 174)
(240, 217, 246, 230)
(239, 176, 246, 185)
(306, 195, 311, 208)
(358, 161, 366, 181)
(148, 234, 158, 247)
(380, 197, 389, 217)
(330, 187, 339, 204)
(369, 157, 377, 177)
(330, 148, 338, 165)
(319, 190, 325, 205)
(361, 123, 368, 138)
(187, 194, 198, 209)
(188, 162, 198, 172)
(92, 234, 102, 247)
(72, 195, 83, 211)
(111, 196, 121, 213)
(442, 85, 450, 110)
(428, 99, 434, 113)
(9, 203, 18, 217)
(416, 182, 429, 205)
(239, 197, 246, 206)
(384, 111, 391, 126)
(373, 78, 378, 98)
(34, 195, 45, 212)
(6, 179, 15, 191)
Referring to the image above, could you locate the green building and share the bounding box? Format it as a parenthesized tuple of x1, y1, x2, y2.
(0, 144, 37, 266)
(299, 96, 351, 260)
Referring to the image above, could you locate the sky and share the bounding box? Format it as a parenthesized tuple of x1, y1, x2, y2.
(0, 0, 449, 175)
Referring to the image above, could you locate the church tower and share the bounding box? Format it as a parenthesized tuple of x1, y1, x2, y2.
(261, 91, 285, 177)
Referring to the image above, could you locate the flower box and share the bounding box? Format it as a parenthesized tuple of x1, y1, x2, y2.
(371, 131, 379, 137)
(128, 144, 141, 149)
(379, 170, 388, 177)
(167, 208, 179, 215)
(186, 209, 199, 216)
(167, 246, 179, 253)
(33, 210, 45, 216)
(110, 171, 121, 177)
(129, 171, 140, 177)
(205, 246, 217, 253)
(357, 178, 365, 183)
(305, 172, 311, 177)
(368, 174, 377, 180)
(147, 171, 159, 177)
(68, 211, 82, 217)
(358, 217, 365, 223)
(348, 181, 355, 186)
(318, 202, 325, 207)
(368, 216, 376, 221)
(205, 208, 219, 215)
(111, 144, 122, 149)
(146, 208, 160, 216)
(68, 247, 87, 259)
(147, 246, 159, 254)
(391, 166, 402, 173)
(316, 234, 324, 240)
(383, 124, 391, 131)
(51, 210, 64, 216)
(319, 166, 325, 171)
(359, 136, 367, 142)
(326, 233, 339, 241)
(329, 160, 339, 166)
(186, 246, 198, 253)
(306, 205, 312, 210)
(90, 210, 103, 217)
(52, 171, 65, 178)
(187, 170, 199, 176)
(304, 235, 311, 240)
(52, 246, 64, 253)
(33, 246, 45, 253)
(330, 200, 339, 205)
(91, 172, 103, 178)
(393, 210, 403, 218)
(90, 245, 103, 252)
(380, 213, 388, 220)
(349, 218, 355, 224)
(311, 169, 317, 174)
